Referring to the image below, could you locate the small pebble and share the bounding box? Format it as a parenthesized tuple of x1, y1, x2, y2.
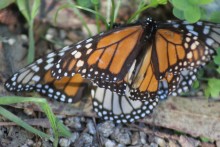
(87, 120, 96, 135)
(168, 139, 180, 147)
(140, 132, 147, 144)
(63, 39, 72, 46)
(131, 132, 140, 145)
(59, 30, 67, 39)
(110, 126, 131, 145)
(117, 144, 126, 147)
(65, 117, 82, 130)
(70, 132, 79, 143)
(7, 38, 16, 45)
(59, 138, 71, 147)
(46, 28, 57, 40)
(216, 140, 220, 147)
(97, 121, 115, 137)
(179, 135, 200, 147)
(104, 139, 117, 147)
(82, 23, 98, 36)
(74, 133, 93, 147)
(150, 142, 158, 147)
(26, 139, 34, 146)
(154, 136, 166, 147)
(0, 130, 4, 137)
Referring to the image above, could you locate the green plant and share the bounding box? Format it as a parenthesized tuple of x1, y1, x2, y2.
(204, 48, 220, 98)
(16, 0, 40, 63)
(0, 0, 40, 63)
(0, 97, 71, 147)
(170, 0, 214, 23)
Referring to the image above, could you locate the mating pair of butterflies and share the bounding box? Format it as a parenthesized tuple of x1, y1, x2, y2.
(5, 18, 220, 123)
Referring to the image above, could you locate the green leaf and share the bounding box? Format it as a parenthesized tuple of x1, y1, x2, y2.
(188, 0, 200, 5)
(76, 0, 93, 9)
(198, 0, 213, 5)
(184, 5, 201, 23)
(150, 0, 167, 7)
(173, 7, 185, 20)
(217, 67, 220, 74)
(214, 56, 220, 65)
(31, 0, 40, 19)
(209, 11, 220, 23)
(91, 0, 100, 5)
(0, 0, 15, 10)
(157, 0, 168, 5)
(16, 0, 30, 22)
(171, 0, 190, 10)
(214, 48, 220, 65)
(200, 137, 211, 142)
(192, 80, 200, 89)
(205, 78, 220, 98)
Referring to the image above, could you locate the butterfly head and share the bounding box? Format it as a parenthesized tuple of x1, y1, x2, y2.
(141, 17, 157, 40)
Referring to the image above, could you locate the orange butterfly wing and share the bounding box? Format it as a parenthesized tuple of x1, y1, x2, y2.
(51, 25, 144, 82)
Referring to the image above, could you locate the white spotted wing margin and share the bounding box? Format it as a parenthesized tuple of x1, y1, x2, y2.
(4, 45, 88, 103)
(4, 46, 71, 92)
(91, 87, 158, 123)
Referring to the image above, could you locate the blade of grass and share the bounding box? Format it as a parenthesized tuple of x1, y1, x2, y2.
(60, 3, 108, 29)
(109, 0, 115, 29)
(0, 0, 16, 10)
(0, 96, 71, 146)
(113, 0, 121, 22)
(0, 106, 51, 139)
(93, 2, 101, 33)
(127, 0, 161, 23)
(27, 22, 35, 63)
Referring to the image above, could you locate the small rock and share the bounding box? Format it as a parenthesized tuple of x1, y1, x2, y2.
(216, 140, 220, 147)
(59, 138, 71, 147)
(117, 144, 126, 147)
(140, 132, 147, 144)
(67, 31, 81, 42)
(87, 120, 96, 135)
(168, 139, 180, 147)
(150, 142, 158, 147)
(46, 28, 58, 40)
(26, 139, 34, 146)
(0, 130, 4, 137)
(97, 121, 115, 137)
(23, 107, 34, 116)
(82, 23, 98, 36)
(63, 39, 72, 46)
(104, 139, 117, 147)
(200, 142, 215, 147)
(179, 135, 200, 147)
(110, 126, 131, 145)
(70, 132, 79, 143)
(65, 117, 82, 130)
(74, 133, 93, 147)
(131, 132, 140, 145)
(154, 137, 166, 147)
(7, 38, 16, 45)
(59, 30, 67, 39)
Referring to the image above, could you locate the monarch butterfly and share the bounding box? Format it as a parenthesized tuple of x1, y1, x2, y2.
(50, 18, 220, 100)
(4, 18, 220, 123)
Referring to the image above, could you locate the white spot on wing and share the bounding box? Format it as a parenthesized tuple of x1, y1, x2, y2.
(85, 43, 92, 48)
